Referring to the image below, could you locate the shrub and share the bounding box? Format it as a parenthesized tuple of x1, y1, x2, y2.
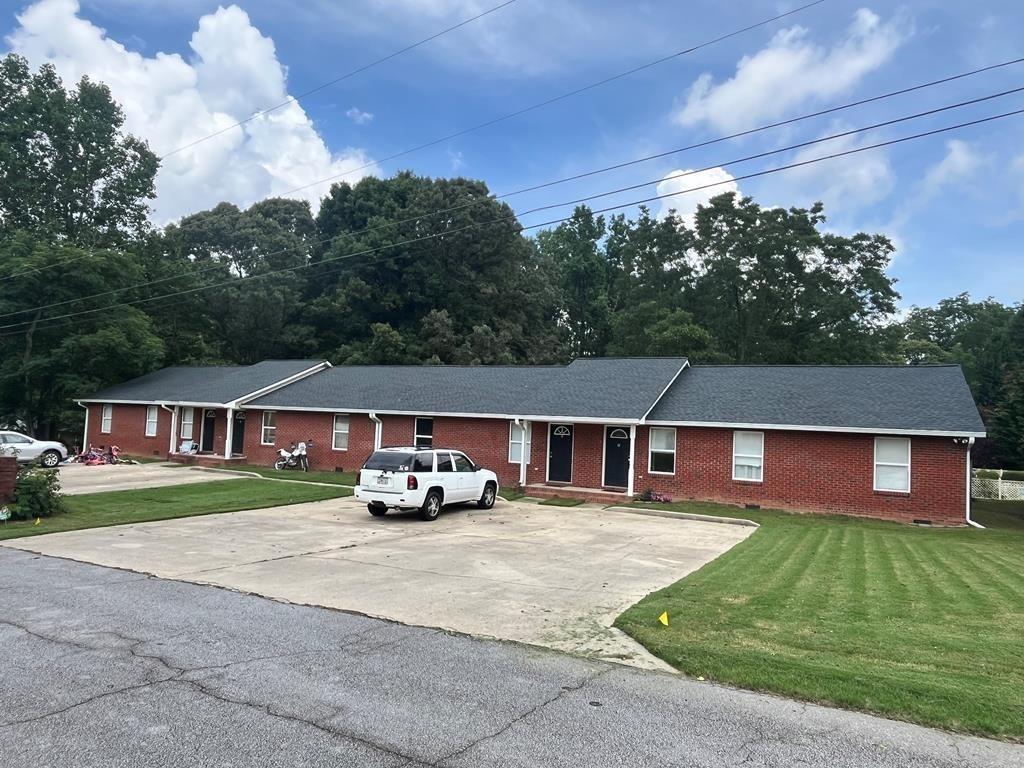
(11, 467, 65, 520)
(634, 488, 672, 503)
(974, 468, 1024, 481)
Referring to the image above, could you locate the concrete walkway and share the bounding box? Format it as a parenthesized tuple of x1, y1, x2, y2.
(3, 497, 752, 669)
(57, 463, 243, 495)
(1, 549, 1018, 768)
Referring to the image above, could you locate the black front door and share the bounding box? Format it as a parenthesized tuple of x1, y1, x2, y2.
(200, 409, 216, 452)
(231, 412, 246, 456)
(548, 424, 573, 483)
(603, 427, 630, 488)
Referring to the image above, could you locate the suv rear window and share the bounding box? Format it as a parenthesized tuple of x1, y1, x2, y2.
(364, 451, 414, 471)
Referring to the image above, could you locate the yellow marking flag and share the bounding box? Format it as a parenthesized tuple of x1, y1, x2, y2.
(33, 517, 41, 526)
(658, 611, 669, 626)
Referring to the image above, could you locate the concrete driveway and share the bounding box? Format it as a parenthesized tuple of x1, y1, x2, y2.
(3, 497, 753, 668)
(56, 462, 243, 495)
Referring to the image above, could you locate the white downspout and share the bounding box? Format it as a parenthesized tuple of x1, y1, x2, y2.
(161, 404, 177, 456)
(627, 424, 637, 498)
(77, 401, 88, 454)
(369, 412, 382, 450)
(515, 418, 528, 488)
(965, 437, 983, 529)
(224, 407, 235, 459)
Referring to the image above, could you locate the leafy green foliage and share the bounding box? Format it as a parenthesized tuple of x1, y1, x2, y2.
(11, 466, 64, 519)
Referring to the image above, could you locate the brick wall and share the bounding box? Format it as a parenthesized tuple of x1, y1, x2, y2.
(634, 426, 968, 525)
(0, 456, 16, 503)
(85, 403, 172, 459)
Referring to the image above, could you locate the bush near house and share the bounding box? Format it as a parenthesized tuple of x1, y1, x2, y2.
(9, 467, 65, 520)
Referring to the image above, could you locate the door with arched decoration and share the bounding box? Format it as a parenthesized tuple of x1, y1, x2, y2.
(603, 427, 630, 488)
(548, 424, 573, 483)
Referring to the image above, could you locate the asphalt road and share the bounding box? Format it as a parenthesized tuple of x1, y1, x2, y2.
(0, 548, 1020, 768)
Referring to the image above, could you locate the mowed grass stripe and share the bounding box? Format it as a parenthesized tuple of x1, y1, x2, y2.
(616, 501, 1024, 740)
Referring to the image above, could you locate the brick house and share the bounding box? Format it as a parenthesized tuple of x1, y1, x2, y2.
(79, 358, 986, 525)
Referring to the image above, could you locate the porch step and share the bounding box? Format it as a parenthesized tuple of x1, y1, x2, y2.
(526, 484, 630, 505)
(168, 453, 248, 468)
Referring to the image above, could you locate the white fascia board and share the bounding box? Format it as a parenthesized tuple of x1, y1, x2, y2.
(639, 359, 689, 425)
(77, 398, 228, 408)
(231, 362, 332, 407)
(643, 419, 986, 439)
(237, 404, 642, 424)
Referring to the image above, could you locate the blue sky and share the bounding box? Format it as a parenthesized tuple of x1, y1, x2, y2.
(3, 0, 1023, 308)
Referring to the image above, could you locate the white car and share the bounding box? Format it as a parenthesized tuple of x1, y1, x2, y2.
(0, 431, 69, 468)
(355, 447, 499, 521)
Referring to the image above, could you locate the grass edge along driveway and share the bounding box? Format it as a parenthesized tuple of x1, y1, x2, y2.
(615, 499, 1024, 742)
(0, 479, 352, 541)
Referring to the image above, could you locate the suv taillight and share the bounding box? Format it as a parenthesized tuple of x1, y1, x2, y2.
(407, 474, 418, 490)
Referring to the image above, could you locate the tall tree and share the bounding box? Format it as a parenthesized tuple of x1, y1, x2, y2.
(0, 54, 157, 247)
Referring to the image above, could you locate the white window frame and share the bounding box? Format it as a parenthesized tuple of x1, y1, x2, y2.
(145, 405, 158, 437)
(180, 407, 194, 440)
(732, 430, 764, 483)
(508, 422, 532, 465)
(874, 437, 911, 493)
(332, 414, 350, 451)
(648, 427, 677, 475)
(261, 411, 276, 446)
(414, 417, 433, 448)
(100, 404, 113, 434)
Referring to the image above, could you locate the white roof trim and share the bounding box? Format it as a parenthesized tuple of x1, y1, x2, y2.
(639, 359, 689, 425)
(643, 419, 986, 438)
(77, 398, 229, 408)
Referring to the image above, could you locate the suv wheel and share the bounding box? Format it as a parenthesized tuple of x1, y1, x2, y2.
(40, 450, 61, 468)
(367, 503, 387, 517)
(419, 490, 442, 521)
(478, 482, 497, 509)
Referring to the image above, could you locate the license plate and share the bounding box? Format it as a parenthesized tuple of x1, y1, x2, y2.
(376, 476, 392, 487)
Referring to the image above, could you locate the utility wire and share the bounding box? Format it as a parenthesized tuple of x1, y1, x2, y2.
(3, 81, 1020, 317)
(268, 0, 830, 200)
(0, 0, 829, 284)
(159, 0, 519, 159)
(2, 105, 1020, 338)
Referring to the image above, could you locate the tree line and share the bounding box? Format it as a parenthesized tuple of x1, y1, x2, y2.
(1, 55, 1021, 466)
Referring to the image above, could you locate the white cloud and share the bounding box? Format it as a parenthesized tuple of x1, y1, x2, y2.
(656, 167, 739, 226)
(675, 8, 909, 133)
(346, 106, 374, 125)
(922, 140, 984, 194)
(782, 129, 894, 211)
(6, 0, 379, 224)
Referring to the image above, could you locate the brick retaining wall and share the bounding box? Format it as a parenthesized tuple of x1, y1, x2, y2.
(0, 456, 17, 503)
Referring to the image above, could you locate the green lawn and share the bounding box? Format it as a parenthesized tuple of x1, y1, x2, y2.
(0, 479, 351, 541)
(500, 485, 526, 501)
(236, 465, 358, 485)
(615, 500, 1024, 741)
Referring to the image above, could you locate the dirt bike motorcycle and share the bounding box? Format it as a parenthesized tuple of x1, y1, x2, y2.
(274, 440, 312, 471)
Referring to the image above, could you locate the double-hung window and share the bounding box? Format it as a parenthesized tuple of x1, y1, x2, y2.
(732, 431, 764, 482)
(100, 404, 113, 434)
(508, 422, 531, 464)
(874, 437, 911, 492)
(648, 428, 676, 474)
(261, 411, 276, 445)
(145, 406, 158, 437)
(414, 417, 433, 448)
(180, 407, 194, 440)
(333, 415, 350, 451)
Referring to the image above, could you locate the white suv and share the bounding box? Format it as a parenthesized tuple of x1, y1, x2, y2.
(355, 447, 499, 521)
(0, 431, 69, 467)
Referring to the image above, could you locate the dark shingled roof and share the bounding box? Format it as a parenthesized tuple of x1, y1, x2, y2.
(246, 358, 688, 421)
(645, 365, 986, 435)
(81, 360, 327, 405)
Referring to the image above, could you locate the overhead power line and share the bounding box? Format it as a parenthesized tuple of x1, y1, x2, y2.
(0, 0, 829, 284)
(3, 76, 1021, 314)
(268, 0, 830, 200)
(2, 105, 1021, 339)
(159, 0, 519, 159)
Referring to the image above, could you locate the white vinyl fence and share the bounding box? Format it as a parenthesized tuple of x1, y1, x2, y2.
(971, 470, 1024, 501)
